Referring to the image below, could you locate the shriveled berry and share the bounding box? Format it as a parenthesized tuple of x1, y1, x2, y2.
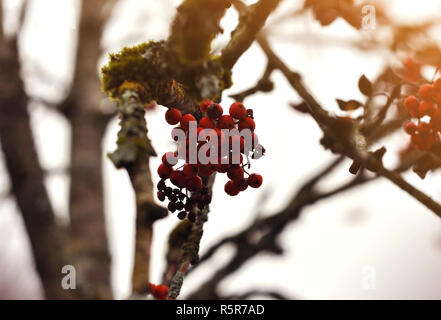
(248, 173, 263, 188)
(187, 212, 196, 222)
(157, 179, 166, 191)
(229, 102, 247, 119)
(175, 202, 184, 210)
(157, 191, 166, 202)
(207, 103, 223, 120)
(168, 202, 177, 213)
(180, 114, 197, 131)
(177, 211, 187, 220)
(165, 108, 182, 125)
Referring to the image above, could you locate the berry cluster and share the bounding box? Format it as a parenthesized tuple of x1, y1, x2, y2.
(149, 283, 169, 300)
(157, 100, 265, 221)
(403, 79, 441, 151)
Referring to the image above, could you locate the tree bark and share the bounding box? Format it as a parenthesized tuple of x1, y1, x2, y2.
(0, 37, 77, 299)
(66, 0, 112, 299)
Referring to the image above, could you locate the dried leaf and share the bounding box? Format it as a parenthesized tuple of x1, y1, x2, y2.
(358, 74, 373, 96)
(336, 99, 363, 111)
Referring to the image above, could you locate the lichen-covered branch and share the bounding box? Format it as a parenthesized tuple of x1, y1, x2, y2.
(167, 175, 216, 299)
(109, 87, 168, 294)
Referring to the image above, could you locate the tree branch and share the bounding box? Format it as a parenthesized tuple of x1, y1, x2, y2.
(187, 158, 372, 299)
(109, 88, 167, 295)
(221, 0, 282, 69)
(0, 20, 76, 299)
(256, 35, 441, 218)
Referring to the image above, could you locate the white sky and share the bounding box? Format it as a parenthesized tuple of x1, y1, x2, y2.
(1, 0, 441, 299)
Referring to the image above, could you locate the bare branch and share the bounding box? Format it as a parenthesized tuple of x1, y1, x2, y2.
(188, 159, 372, 299)
(221, 0, 281, 69)
(256, 35, 441, 218)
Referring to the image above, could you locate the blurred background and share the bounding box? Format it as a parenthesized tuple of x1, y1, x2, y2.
(1, 0, 441, 299)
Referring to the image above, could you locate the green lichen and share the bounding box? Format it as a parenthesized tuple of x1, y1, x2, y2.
(101, 40, 232, 106)
(101, 41, 175, 104)
(169, 0, 231, 65)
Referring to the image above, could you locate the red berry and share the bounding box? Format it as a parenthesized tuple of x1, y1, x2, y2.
(404, 121, 417, 135)
(248, 173, 263, 188)
(217, 115, 235, 129)
(224, 180, 239, 196)
(165, 108, 182, 125)
(170, 171, 186, 188)
(180, 114, 197, 131)
(419, 101, 435, 117)
(430, 108, 441, 131)
(238, 117, 256, 131)
(419, 84, 435, 101)
(404, 96, 420, 118)
(198, 164, 215, 177)
(227, 166, 244, 181)
(200, 99, 213, 113)
(150, 284, 169, 300)
(404, 95, 418, 109)
(216, 163, 230, 173)
(434, 78, 441, 93)
(157, 164, 173, 179)
(183, 164, 198, 177)
(199, 116, 215, 129)
(436, 92, 441, 106)
(233, 178, 248, 191)
(229, 102, 247, 119)
(186, 176, 203, 192)
(162, 152, 178, 166)
(207, 103, 223, 120)
(417, 121, 430, 134)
